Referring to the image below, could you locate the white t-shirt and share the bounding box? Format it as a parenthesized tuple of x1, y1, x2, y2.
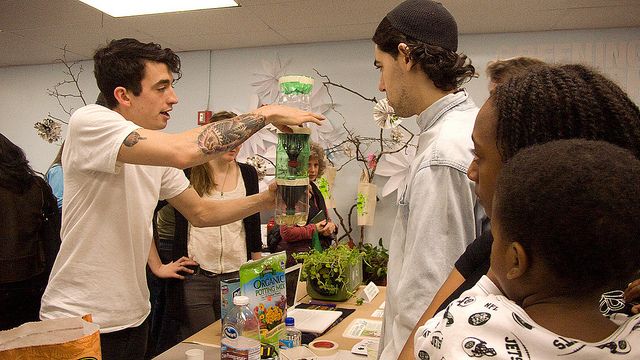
(40, 104, 190, 333)
(415, 276, 640, 359)
(188, 168, 247, 273)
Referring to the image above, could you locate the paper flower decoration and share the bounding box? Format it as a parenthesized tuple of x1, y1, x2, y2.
(390, 128, 403, 144)
(251, 55, 291, 105)
(245, 155, 268, 181)
(366, 153, 378, 171)
(375, 148, 416, 200)
(342, 143, 355, 159)
(34, 118, 62, 143)
(373, 98, 401, 129)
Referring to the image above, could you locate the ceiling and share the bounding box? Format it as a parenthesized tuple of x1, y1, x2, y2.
(1, 0, 639, 67)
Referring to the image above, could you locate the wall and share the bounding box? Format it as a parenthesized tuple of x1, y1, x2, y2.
(1, 27, 638, 246)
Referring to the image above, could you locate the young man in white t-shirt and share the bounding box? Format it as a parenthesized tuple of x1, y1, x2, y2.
(39, 38, 324, 359)
(414, 140, 640, 359)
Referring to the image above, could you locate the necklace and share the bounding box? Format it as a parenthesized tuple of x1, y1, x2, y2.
(218, 162, 231, 197)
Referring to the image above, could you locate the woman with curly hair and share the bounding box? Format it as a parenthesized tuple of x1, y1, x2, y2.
(276, 142, 337, 266)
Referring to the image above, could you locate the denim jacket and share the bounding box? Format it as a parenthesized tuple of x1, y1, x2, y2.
(380, 90, 487, 360)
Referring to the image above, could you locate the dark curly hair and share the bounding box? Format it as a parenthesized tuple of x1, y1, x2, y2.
(494, 140, 640, 294)
(372, 17, 475, 91)
(93, 38, 181, 109)
(0, 133, 39, 193)
(493, 64, 640, 161)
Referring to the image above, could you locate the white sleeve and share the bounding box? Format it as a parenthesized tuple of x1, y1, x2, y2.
(159, 167, 190, 200)
(66, 105, 140, 174)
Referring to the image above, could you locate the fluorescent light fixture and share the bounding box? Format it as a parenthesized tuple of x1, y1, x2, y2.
(78, 0, 239, 17)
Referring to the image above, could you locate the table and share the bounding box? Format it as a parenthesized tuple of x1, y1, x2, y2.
(153, 282, 386, 359)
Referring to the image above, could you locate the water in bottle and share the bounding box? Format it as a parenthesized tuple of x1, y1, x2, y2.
(279, 316, 302, 349)
(221, 295, 261, 360)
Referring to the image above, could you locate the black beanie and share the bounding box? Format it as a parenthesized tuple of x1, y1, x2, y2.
(386, 0, 458, 52)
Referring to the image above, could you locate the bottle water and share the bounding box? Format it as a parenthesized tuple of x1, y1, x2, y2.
(279, 316, 302, 349)
(221, 295, 261, 360)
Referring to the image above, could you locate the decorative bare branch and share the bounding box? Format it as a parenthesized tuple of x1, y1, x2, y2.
(314, 69, 378, 104)
(46, 52, 87, 118)
(35, 47, 88, 142)
(315, 68, 417, 245)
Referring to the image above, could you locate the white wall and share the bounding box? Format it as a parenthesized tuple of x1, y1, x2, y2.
(2, 27, 638, 246)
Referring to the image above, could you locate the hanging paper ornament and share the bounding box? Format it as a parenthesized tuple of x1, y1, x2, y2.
(373, 98, 402, 129)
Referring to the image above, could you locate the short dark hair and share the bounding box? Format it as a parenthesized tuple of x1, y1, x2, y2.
(485, 57, 545, 85)
(93, 38, 181, 109)
(372, 17, 475, 91)
(494, 139, 640, 294)
(493, 64, 640, 161)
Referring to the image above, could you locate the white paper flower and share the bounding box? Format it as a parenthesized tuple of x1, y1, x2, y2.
(373, 98, 402, 129)
(342, 143, 355, 158)
(34, 118, 62, 143)
(245, 156, 268, 181)
(251, 55, 291, 105)
(390, 128, 403, 144)
(375, 147, 415, 201)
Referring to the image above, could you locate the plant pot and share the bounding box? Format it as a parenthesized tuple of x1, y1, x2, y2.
(306, 256, 363, 302)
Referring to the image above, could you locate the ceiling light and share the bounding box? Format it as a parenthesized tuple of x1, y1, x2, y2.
(78, 0, 238, 17)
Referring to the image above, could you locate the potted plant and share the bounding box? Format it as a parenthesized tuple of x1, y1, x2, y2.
(293, 244, 362, 301)
(361, 238, 388, 286)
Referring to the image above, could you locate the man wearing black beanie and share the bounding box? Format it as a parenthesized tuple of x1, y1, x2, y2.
(372, 1, 486, 359)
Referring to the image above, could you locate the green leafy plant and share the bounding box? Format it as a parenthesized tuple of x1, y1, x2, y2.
(293, 244, 362, 297)
(361, 238, 388, 286)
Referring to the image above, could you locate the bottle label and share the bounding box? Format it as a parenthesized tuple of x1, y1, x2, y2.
(221, 337, 261, 360)
(223, 324, 238, 340)
(279, 338, 294, 349)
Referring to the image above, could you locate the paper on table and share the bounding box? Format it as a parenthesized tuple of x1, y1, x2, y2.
(342, 318, 382, 339)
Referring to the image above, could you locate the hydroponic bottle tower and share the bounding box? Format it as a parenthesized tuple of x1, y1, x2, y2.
(274, 75, 313, 226)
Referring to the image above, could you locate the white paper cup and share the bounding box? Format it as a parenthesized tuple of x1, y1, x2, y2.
(185, 348, 205, 360)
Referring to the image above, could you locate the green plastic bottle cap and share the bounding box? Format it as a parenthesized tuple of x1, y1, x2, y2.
(279, 75, 314, 94)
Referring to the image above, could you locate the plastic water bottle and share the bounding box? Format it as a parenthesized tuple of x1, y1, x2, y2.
(221, 295, 261, 360)
(279, 316, 302, 349)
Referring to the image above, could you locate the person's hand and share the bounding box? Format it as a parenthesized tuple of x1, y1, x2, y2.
(261, 181, 277, 207)
(152, 256, 198, 280)
(254, 104, 324, 133)
(314, 220, 327, 233)
(624, 278, 640, 314)
(320, 220, 336, 236)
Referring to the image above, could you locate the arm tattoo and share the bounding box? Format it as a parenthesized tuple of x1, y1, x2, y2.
(123, 131, 147, 147)
(197, 113, 266, 155)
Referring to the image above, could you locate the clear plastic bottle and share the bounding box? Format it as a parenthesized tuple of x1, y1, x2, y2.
(274, 75, 313, 226)
(276, 75, 313, 111)
(279, 316, 302, 349)
(221, 295, 261, 360)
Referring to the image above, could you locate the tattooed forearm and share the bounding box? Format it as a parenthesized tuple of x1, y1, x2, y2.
(197, 113, 266, 154)
(123, 131, 147, 147)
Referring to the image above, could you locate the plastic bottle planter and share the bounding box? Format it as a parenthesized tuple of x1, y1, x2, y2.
(306, 256, 363, 302)
(275, 127, 311, 226)
(277, 75, 313, 111)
